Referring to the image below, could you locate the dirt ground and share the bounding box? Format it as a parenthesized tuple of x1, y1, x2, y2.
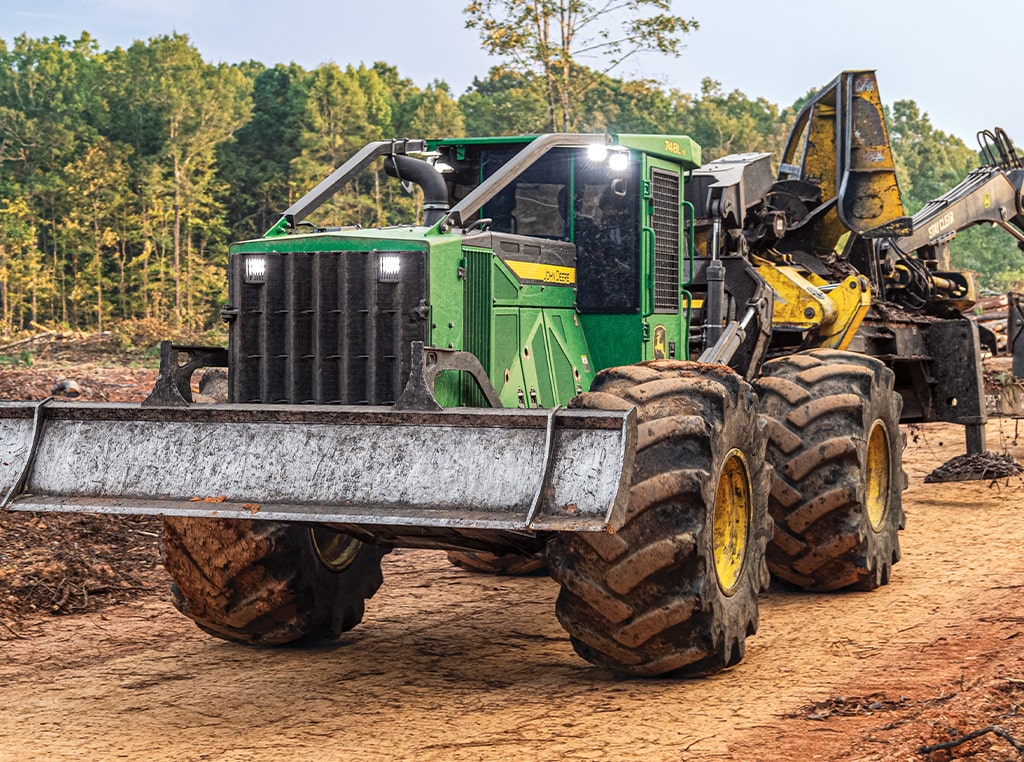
(1, 355, 1024, 761)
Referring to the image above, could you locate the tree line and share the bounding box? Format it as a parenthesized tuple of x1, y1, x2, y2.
(0, 31, 1019, 338)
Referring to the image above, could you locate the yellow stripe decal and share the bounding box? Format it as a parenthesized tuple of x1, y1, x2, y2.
(505, 259, 576, 285)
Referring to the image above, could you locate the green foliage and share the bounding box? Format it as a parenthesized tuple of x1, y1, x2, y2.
(575, 72, 681, 134)
(464, 0, 696, 131)
(461, 67, 549, 135)
(60, 138, 134, 331)
(217, 63, 309, 240)
(673, 78, 794, 162)
(0, 351, 33, 367)
(407, 82, 466, 139)
(888, 100, 977, 212)
(949, 225, 1024, 292)
(0, 196, 47, 333)
(5, 24, 1021, 339)
(290, 63, 388, 226)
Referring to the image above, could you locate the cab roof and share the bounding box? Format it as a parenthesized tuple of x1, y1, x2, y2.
(428, 133, 701, 169)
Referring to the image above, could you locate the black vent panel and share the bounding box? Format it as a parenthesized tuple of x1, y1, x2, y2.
(651, 169, 680, 312)
(462, 247, 492, 406)
(229, 250, 427, 405)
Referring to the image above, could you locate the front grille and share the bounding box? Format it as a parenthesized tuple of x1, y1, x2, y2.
(651, 168, 680, 312)
(228, 250, 428, 405)
(462, 247, 492, 406)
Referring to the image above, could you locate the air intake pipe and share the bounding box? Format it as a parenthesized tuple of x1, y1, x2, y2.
(384, 154, 450, 226)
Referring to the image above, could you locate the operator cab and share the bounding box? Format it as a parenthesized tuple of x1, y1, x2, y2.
(434, 139, 641, 314)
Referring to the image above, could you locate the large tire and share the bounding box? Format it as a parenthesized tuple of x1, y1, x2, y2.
(754, 349, 906, 592)
(446, 549, 548, 575)
(546, 360, 772, 677)
(161, 518, 385, 645)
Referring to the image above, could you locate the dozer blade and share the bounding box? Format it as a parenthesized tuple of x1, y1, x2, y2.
(0, 402, 635, 533)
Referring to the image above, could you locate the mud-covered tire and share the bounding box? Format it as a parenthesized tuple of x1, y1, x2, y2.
(446, 550, 548, 575)
(546, 360, 772, 677)
(754, 349, 907, 592)
(161, 518, 385, 645)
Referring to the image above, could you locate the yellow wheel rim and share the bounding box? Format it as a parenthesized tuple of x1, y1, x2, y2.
(865, 420, 891, 532)
(310, 528, 363, 572)
(713, 449, 752, 596)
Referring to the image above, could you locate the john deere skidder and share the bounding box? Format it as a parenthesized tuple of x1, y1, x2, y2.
(6, 71, 999, 677)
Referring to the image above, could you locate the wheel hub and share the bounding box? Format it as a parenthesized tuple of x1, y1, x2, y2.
(310, 528, 363, 572)
(713, 449, 752, 595)
(865, 420, 891, 532)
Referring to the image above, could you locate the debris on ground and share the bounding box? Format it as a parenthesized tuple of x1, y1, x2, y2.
(791, 692, 912, 720)
(924, 451, 1024, 482)
(0, 352, 164, 625)
(0, 512, 164, 622)
(50, 378, 82, 397)
(919, 724, 1024, 756)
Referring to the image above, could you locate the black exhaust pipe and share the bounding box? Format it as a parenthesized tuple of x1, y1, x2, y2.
(384, 155, 450, 227)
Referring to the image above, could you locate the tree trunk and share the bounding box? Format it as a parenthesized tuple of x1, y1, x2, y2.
(374, 170, 382, 224)
(185, 229, 193, 327)
(96, 279, 103, 332)
(52, 219, 65, 325)
(173, 155, 183, 324)
(559, 3, 573, 131)
(0, 267, 8, 334)
(118, 241, 127, 320)
(537, 9, 558, 132)
(92, 215, 104, 333)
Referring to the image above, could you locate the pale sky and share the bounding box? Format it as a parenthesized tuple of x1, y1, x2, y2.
(6, 0, 1023, 146)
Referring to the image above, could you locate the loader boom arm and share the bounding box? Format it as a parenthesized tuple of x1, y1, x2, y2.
(889, 163, 1024, 264)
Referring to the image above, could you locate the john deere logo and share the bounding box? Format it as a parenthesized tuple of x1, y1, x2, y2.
(653, 324, 667, 359)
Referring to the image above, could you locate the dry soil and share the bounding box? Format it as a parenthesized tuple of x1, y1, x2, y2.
(0, 361, 1023, 761)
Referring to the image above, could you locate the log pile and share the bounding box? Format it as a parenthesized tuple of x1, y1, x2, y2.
(968, 294, 1011, 353)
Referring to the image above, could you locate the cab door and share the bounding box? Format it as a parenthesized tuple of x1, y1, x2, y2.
(640, 156, 688, 361)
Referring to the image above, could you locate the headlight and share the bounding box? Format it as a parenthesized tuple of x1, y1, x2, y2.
(608, 151, 629, 172)
(379, 254, 401, 283)
(244, 255, 267, 284)
(586, 144, 608, 162)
